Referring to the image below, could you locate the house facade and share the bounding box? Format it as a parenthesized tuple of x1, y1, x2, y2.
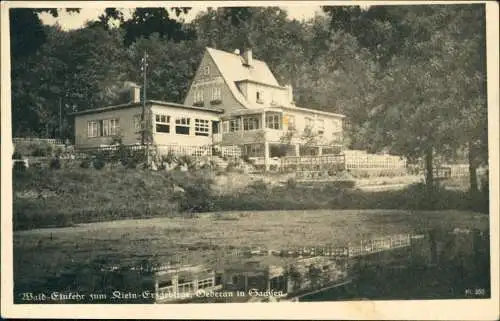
(73, 47, 345, 169)
(183, 47, 345, 165)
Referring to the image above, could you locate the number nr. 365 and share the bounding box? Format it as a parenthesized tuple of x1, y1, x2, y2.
(465, 288, 486, 296)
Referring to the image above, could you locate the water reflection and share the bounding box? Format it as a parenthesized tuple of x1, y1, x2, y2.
(13, 227, 490, 303)
(301, 228, 490, 301)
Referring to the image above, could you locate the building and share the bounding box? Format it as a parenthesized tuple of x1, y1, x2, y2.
(72, 85, 223, 150)
(72, 47, 346, 169)
(183, 47, 346, 168)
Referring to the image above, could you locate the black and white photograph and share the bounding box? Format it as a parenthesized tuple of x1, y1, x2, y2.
(1, 1, 498, 319)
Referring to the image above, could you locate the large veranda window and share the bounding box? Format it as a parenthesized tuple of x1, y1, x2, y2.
(229, 118, 240, 132)
(195, 119, 210, 136)
(242, 115, 260, 130)
(175, 117, 191, 135)
(155, 114, 170, 133)
(265, 113, 281, 129)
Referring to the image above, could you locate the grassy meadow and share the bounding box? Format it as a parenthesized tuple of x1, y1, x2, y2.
(12, 167, 489, 230)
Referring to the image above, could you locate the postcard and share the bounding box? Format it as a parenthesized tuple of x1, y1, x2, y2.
(1, 1, 498, 319)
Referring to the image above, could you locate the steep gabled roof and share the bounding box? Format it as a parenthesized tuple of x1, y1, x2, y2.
(206, 47, 285, 109)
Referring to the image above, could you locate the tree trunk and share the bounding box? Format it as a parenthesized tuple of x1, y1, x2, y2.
(424, 147, 434, 188)
(468, 141, 478, 193)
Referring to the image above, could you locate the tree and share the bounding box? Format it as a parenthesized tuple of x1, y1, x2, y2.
(95, 8, 194, 45)
(345, 5, 487, 193)
(10, 8, 80, 58)
(11, 23, 129, 139)
(125, 34, 203, 103)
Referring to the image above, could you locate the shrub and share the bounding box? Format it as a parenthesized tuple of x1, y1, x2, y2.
(80, 159, 91, 168)
(53, 145, 64, 157)
(178, 155, 194, 166)
(226, 160, 239, 172)
(162, 152, 177, 164)
(286, 177, 297, 189)
(93, 155, 106, 170)
(31, 141, 53, 157)
(177, 175, 215, 213)
(246, 179, 268, 192)
(50, 157, 61, 170)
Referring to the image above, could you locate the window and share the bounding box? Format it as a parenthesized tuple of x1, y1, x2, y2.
(222, 121, 229, 133)
(133, 115, 142, 131)
(305, 117, 314, 129)
(256, 91, 263, 103)
(243, 116, 260, 130)
(155, 114, 170, 133)
(110, 119, 119, 136)
(158, 280, 172, 288)
(266, 113, 281, 130)
(229, 118, 240, 132)
(211, 87, 221, 101)
(87, 121, 98, 138)
(178, 282, 194, 294)
(212, 121, 220, 134)
(197, 278, 214, 289)
(231, 275, 239, 284)
(175, 117, 191, 135)
(204, 65, 210, 76)
(332, 119, 342, 131)
(287, 115, 296, 130)
(87, 119, 119, 138)
(317, 119, 325, 135)
(194, 90, 204, 103)
(195, 119, 210, 136)
(215, 274, 223, 285)
(102, 119, 110, 136)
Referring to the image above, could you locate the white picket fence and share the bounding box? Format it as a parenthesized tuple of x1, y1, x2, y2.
(344, 150, 407, 169)
(13, 137, 66, 145)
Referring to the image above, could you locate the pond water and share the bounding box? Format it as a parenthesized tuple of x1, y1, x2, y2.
(13, 210, 490, 303)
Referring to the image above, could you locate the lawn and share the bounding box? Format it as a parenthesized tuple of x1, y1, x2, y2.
(13, 209, 489, 297)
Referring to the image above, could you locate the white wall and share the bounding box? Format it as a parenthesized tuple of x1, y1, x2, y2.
(240, 82, 290, 107)
(151, 104, 220, 146)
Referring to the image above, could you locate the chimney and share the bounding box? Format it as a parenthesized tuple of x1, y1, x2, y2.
(285, 84, 293, 104)
(130, 84, 141, 103)
(243, 49, 253, 67)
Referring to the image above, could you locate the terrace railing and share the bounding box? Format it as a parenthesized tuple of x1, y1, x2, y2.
(281, 154, 346, 172)
(345, 153, 407, 170)
(13, 137, 66, 145)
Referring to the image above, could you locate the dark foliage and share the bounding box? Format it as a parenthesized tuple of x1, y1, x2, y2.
(49, 157, 61, 169)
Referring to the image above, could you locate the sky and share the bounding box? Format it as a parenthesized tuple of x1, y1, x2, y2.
(38, 6, 327, 30)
